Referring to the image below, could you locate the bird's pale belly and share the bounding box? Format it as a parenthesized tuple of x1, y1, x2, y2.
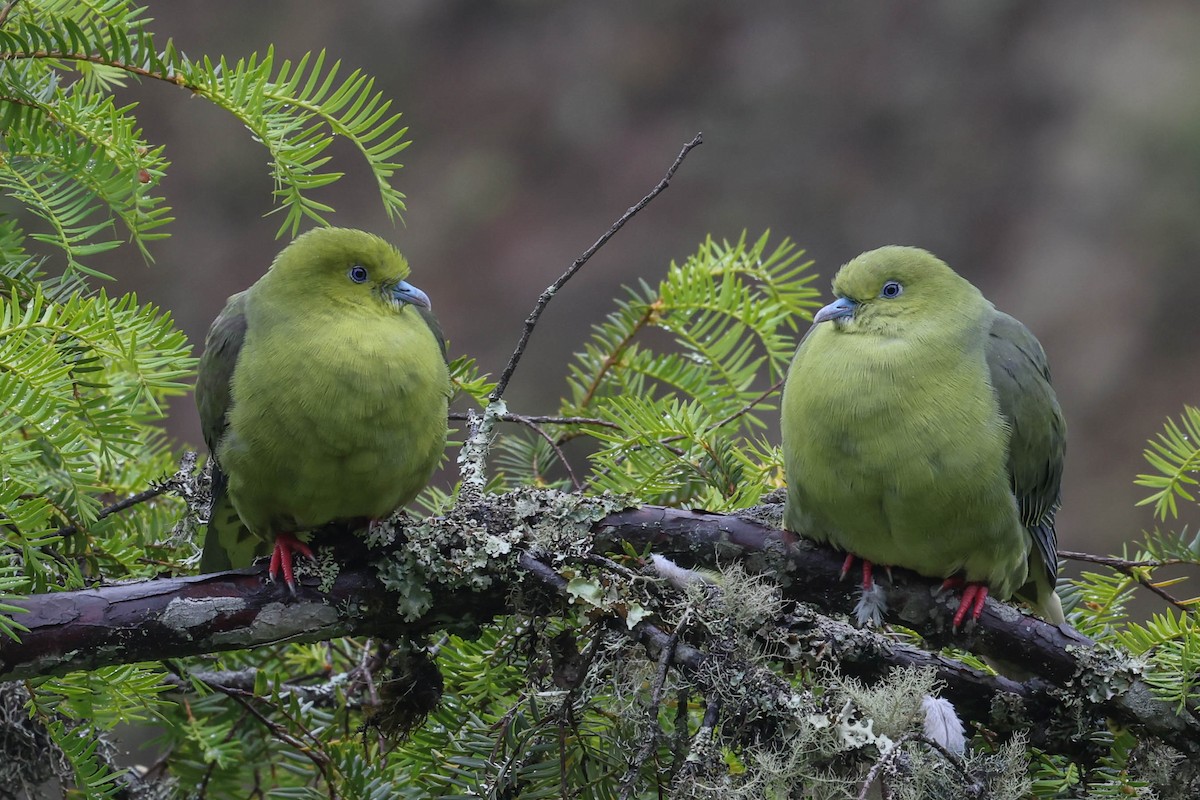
(223, 372, 446, 535)
(794, 428, 1029, 596)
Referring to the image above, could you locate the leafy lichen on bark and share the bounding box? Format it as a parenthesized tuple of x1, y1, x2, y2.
(372, 487, 634, 621)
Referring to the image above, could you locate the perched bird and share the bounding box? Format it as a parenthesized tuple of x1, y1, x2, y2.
(781, 246, 1065, 627)
(196, 227, 450, 587)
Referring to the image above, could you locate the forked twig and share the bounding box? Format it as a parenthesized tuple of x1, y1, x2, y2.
(507, 413, 583, 490)
(1060, 549, 1197, 611)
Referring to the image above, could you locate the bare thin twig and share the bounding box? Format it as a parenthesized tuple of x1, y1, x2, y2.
(489, 133, 703, 404)
(166, 661, 338, 795)
(1060, 549, 1196, 610)
(52, 451, 196, 538)
(705, 377, 785, 433)
(52, 485, 168, 538)
(504, 413, 583, 490)
(1059, 550, 1192, 569)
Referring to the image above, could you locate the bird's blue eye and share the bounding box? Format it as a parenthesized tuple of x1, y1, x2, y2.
(881, 281, 902, 298)
(349, 265, 369, 284)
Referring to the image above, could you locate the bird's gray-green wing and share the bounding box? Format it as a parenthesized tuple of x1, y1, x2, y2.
(986, 311, 1066, 588)
(416, 306, 449, 364)
(195, 292, 261, 572)
(196, 292, 247, 456)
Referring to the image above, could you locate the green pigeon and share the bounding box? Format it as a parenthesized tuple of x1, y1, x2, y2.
(196, 227, 450, 587)
(781, 246, 1065, 627)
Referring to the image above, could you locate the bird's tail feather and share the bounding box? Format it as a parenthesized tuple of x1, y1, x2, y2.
(199, 489, 267, 572)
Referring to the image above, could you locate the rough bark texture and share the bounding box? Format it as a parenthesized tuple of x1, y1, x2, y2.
(1, 496, 1195, 761)
(2, 562, 506, 681)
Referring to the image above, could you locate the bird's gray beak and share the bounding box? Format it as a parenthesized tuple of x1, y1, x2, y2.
(392, 279, 431, 310)
(813, 296, 857, 324)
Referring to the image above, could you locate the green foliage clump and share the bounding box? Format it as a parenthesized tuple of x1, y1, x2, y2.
(485, 231, 818, 511)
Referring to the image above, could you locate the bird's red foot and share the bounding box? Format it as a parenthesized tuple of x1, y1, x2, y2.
(840, 554, 876, 590)
(941, 579, 989, 628)
(268, 533, 316, 590)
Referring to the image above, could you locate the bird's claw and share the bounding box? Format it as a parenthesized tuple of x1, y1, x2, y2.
(860, 560, 874, 591)
(839, 554, 877, 591)
(950, 582, 989, 629)
(841, 553, 888, 626)
(268, 533, 317, 593)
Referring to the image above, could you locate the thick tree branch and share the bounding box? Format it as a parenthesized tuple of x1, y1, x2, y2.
(1, 494, 1195, 761)
(1, 561, 505, 681)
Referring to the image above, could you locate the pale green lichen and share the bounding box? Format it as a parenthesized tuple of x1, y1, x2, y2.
(523, 489, 633, 562)
(314, 546, 342, 595)
(1068, 641, 1142, 704)
(371, 488, 634, 621)
(364, 519, 397, 549)
(839, 666, 936, 742)
(482, 534, 513, 557)
(376, 549, 436, 622)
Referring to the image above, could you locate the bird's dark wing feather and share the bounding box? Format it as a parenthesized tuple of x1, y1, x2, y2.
(196, 292, 247, 454)
(986, 311, 1066, 587)
(416, 306, 449, 364)
(195, 292, 253, 572)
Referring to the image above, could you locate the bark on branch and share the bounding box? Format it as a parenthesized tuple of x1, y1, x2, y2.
(1, 494, 1194, 761)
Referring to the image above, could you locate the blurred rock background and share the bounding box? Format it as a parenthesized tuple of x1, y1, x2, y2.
(89, 2, 1200, 571)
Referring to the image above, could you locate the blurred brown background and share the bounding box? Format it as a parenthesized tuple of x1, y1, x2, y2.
(91, 2, 1200, 565)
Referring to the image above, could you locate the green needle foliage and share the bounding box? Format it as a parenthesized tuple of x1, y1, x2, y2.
(485, 232, 818, 506)
(0, 0, 409, 277)
(1136, 405, 1200, 521)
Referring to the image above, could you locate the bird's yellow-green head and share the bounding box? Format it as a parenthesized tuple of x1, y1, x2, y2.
(260, 227, 432, 313)
(812, 246, 985, 339)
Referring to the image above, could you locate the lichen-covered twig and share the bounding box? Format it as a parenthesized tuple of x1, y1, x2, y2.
(448, 410, 619, 430)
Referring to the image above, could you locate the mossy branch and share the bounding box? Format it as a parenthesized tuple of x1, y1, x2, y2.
(1, 492, 1194, 763)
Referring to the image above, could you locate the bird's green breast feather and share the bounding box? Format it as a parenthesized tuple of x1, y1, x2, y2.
(782, 322, 1030, 597)
(218, 293, 449, 537)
